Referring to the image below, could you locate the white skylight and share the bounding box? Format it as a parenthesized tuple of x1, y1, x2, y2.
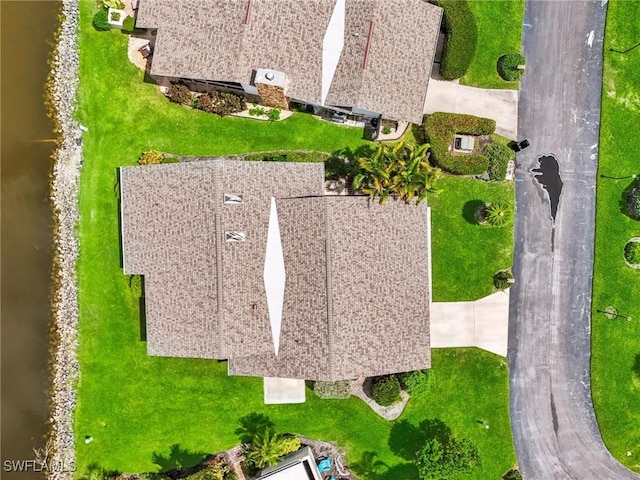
(263, 198, 286, 355)
(321, 0, 345, 105)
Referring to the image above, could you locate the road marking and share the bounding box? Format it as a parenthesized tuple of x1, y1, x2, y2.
(523, 23, 532, 28)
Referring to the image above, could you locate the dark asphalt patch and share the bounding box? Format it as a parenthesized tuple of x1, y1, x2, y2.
(532, 155, 563, 224)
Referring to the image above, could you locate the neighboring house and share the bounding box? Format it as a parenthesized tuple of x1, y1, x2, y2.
(119, 159, 432, 381)
(134, 0, 443, 124)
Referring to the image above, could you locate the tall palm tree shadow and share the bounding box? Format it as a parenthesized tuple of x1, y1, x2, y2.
(235, 412, 275, 443)
(151, 444, 208, 472)
(351, 451, 418, 480)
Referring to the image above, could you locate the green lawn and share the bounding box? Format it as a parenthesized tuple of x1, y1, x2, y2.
(428, 177, 514, 302)
(74, 1, 515, 478)
(591, 0, 640, 472)
(461, 0, 525, 90)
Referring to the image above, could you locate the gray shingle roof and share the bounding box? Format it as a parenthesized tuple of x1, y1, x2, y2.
(228, 196, 431, 381)
(121, 159, 431, 380)
(120, 159, 325, 359)
(135, 0, 442, 124)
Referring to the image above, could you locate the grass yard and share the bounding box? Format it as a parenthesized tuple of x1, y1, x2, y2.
(428, 177, 515, 302)
(591, 0, 640, 472)
(462, 0, 525, 90)
(74, 1, 515, 478)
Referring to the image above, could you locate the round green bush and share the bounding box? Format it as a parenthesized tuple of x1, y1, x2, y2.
(497, 53, 526, 81)
(371, 375, 401, 406)
(625, 182, 640, 220)
(493, 270, 514, 290)
(398, 369, 432, 395)
(92, 9, 112, 31)
(624, 241, 640, 265)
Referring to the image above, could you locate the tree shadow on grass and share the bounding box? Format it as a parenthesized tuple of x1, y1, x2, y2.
(80, 463, 119, 480)
(235, 412, 275, 444)
(388, 418, 452, 461)
(462, 199, 485, 225)
(632, 354, 640, 378)
(152, 444, 208, 473)
(350, 451, 417, 480)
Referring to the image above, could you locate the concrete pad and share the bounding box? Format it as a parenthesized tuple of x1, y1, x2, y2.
(263, 377, 306, 404)
(424, 72, 519, 140)
(430, 290, 510, 357)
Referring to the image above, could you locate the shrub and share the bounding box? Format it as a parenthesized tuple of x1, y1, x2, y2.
(313, 381, 352, 399)
(398, 369, 432, 395)
(625, 181, 640, 219)
(102, 0, 124, 8)
(129, 275, 143, 298)
(244, 151, 329, 163)
(182, 466, 230, 480)
(485, 202, 513, 227)
(371, 375, 402, 406)
(485, 143, 514, 181)
(493, 270, 514, 290)
(167, 83, 193, 106)
(110, 11, 121, 22)
(196, 93, 216, 113)
(249, 106, 267, 117)
(92, 9, 112, 31)
(267, 108, 281, 122)
(624, 241, 640, 265)
(424, 112, 495, 175)
(431, 0, 478, 80)
(497, 53, 526, 82)
(382, 125, 392, 135)
(416, 437, 481, 480)
(138, 150, 165, 165)
(216, 92, 246, 115)
(122, 15, 135, 32)
(503, 468, 523, 480)
(325, 154, 356, 180)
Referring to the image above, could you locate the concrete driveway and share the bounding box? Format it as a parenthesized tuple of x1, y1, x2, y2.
(430, 291, 510, 357)
(424, 68, 519, 140)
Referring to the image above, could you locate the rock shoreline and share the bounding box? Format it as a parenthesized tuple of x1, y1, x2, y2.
(48, 0, 82, 478)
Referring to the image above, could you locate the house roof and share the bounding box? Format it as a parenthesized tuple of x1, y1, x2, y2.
(120, 159, 325, 360)
(135, 0, 442, 124)
(120, 158, 431, 381)
(228, 196, 431, 381)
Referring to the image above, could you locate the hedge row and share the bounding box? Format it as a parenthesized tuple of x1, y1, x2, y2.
(432, 0, 478, 80)
(485, 143, 514, 181)
(313, 380, 352, 399)
(244, 150, 329, 163)
(424, 112, 495, 175)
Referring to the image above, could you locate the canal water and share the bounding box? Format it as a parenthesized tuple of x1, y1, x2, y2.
(1, 1, 61, 478)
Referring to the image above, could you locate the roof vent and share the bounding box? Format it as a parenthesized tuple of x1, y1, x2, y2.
(265, 71, 275, 81)
(224, 193, 244, 205)
(225, 231, 246, 243)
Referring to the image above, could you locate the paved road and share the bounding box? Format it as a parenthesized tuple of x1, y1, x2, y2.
(509, 1, 640, 479)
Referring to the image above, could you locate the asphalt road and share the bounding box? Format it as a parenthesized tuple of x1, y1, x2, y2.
(509, 1, 640, 479)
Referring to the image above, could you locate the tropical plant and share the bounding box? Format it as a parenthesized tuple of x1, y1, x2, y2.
(267, 108, 281, 122)
(245, 428, 300, 469)
(416, 437, 481, 480)
(371, 375, 402, 406)
(138, 150, 165, 165)
(92, 9, 112, 31)
(352, 142, 442, 204)
(249, 106, 267, 117)
(484, 202, 512, 227)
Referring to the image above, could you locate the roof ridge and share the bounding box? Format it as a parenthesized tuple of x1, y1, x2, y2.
(213, 161, 225, 357)
(323, 197, 336, 379)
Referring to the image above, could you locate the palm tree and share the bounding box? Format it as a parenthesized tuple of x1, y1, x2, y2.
(245, 428, 300, 469)
(352, 141, 441, 204)
(484, 202, 512, 226)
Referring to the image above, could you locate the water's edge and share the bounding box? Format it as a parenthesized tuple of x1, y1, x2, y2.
(48, 0, 82, 477)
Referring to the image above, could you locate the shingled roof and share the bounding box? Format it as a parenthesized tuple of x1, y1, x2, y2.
(120, 158, 431, 381)
(135, 0, 442, 124)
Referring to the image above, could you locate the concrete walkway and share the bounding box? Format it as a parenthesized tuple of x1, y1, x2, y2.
(424, 68, 519, 140)
(430, 290, 510, 357)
